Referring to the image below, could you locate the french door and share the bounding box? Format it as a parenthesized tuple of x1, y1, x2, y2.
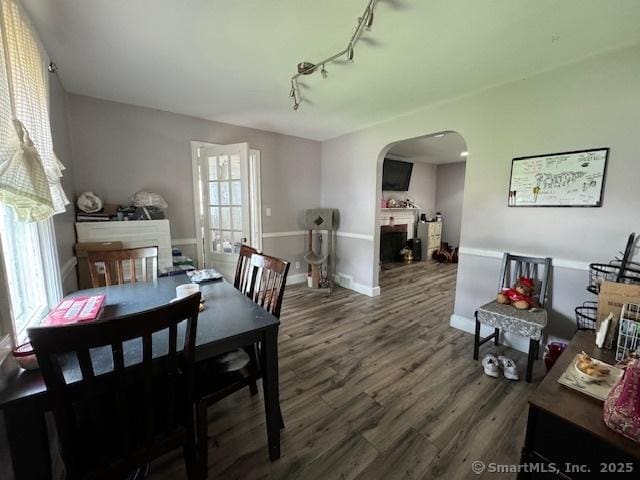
(192, 142, 260, 280)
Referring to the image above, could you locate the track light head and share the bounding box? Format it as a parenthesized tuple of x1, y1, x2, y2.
(347, 46, 354, 63)
(365, 10, 374, 30)
(289, 87, 295, 98)
(321, 65, 328, 79)
(297, 62, 316, 75)
(293, 102, 300, 111)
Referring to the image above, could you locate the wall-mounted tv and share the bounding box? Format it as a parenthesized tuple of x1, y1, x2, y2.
(382, 159, 413, 191)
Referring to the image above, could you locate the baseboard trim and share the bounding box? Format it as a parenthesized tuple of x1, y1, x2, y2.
(61, 257, 77, 282)
(350, 282, 380, 297)
(459, 247, 589, 271)
(449, 313, 531, 354)
(334, 273, 380, 297)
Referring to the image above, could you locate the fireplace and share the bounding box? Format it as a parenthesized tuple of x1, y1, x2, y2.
(380, 224, 408, 263)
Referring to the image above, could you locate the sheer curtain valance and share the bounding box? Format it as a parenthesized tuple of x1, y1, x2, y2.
(0, 0, 68, 222)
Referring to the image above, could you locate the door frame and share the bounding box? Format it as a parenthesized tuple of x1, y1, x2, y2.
(190, 141, 262, 269)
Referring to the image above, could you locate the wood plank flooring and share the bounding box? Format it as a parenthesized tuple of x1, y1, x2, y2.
(149, 261, 544, 480)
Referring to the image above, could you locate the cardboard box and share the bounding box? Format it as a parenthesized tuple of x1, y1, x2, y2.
(75, 241, 123, 289)
(597, 281, 640, 348)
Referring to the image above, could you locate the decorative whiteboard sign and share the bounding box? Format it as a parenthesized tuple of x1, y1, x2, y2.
(508, 148, 609, 207)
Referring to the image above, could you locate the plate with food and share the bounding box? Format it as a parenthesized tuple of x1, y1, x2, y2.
(574, 352, 611, 382)
(557, 353, 623, 401)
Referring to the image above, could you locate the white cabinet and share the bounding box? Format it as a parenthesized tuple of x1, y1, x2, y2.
(416, 221, 442, 261)
(75, 220, 173, 270)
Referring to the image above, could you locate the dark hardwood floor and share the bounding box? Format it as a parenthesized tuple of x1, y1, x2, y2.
(149, 261, 543, 479)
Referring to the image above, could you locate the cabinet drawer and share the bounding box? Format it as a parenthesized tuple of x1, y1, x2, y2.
(428, 222, 442, 234)
(527, 408, 640, 475)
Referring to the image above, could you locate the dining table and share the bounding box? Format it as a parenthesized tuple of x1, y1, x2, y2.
(0, 274, 282, 480)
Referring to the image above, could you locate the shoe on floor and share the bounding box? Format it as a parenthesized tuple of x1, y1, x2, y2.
(481, 354, 500, 378)
(498, 355, 519, 381)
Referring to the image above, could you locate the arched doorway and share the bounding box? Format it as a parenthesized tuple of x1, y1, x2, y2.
(373, 131, 468, 291)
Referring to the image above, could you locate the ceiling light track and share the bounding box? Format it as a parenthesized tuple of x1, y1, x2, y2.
(289, 0, 378, 111)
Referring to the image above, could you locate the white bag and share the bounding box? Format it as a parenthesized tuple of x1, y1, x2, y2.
(130, 191, 168, 209)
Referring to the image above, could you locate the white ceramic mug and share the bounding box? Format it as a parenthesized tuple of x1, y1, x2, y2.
(176, 283, 200, 299)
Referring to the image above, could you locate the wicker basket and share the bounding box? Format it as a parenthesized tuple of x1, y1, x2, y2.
(588, 262, 640, 294)
(575, 301, 598, 331)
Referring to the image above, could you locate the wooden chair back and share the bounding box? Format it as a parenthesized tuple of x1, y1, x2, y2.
(498, 253, 552, 307)
(28, 294, 201, 479)
(247, 253, 290, 319)
(234, 244, 258, 294)
(88, 246, 158, 287)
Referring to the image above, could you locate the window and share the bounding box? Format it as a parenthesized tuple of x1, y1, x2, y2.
(0, 0, 66, 348)
(208, 153, 245, 254)
(0, 206, 55, 340)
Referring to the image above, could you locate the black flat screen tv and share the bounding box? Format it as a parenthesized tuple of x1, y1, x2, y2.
(382, 159, 413, 191)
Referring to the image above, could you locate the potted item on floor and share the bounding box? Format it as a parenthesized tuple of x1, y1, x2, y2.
(544, 342, 568, 371)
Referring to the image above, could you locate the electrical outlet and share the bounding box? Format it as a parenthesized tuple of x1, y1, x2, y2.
(265, 207, 272, 217)
(295, 261, 301, 269)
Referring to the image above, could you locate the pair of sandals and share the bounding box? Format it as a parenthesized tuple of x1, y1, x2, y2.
(482, 354, 519, 381)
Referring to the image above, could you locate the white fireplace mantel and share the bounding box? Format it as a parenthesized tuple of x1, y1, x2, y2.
(380, 208, 418, 239)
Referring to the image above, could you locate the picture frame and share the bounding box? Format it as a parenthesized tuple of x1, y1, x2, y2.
(508, 148, 609, 207)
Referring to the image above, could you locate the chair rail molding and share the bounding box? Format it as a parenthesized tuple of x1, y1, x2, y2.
(459, 247, 589, 271)
(262, 231, 374, 241)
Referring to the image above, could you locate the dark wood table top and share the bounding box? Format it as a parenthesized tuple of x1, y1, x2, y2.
(0, 275, 279, 409)
(530, 330, 640, 460)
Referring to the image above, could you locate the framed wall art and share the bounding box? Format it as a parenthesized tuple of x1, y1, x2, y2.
(508, 148, 609, 207)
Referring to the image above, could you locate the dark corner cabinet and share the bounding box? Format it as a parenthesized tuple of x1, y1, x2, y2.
(519, 331, 640, 479)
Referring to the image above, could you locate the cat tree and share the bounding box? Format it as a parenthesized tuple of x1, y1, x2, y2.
(304, 208, 338, 293)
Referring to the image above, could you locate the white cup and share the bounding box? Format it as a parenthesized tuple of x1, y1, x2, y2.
(176, 283, 200, 299)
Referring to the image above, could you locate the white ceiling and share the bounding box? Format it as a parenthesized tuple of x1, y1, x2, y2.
(22, 0, 640, 141)
(387, 132, 467, 164)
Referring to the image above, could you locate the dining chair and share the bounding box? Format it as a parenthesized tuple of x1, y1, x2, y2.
(28, 294, 202, 480)
(233, 244, 260, 396)
(473, 253, 552, 382)
(234, 244, 258, 293)
(87, 246, 159, 287)
(195, 252, 290, 478)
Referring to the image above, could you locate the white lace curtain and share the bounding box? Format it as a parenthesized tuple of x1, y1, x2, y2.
(0, 0, 68, 222)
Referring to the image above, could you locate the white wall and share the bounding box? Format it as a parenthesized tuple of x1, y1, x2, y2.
(321, 45, 640, 346)
(435, 161, 466, 247)
(68, 95, 322, 279)
(49, 74, 78, 293)
(382, 159, 437, 216)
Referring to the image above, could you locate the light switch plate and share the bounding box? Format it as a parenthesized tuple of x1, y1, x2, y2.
(265, 207, 272, 217)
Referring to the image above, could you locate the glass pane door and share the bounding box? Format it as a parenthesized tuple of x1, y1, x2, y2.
(200, 143, 250, 279)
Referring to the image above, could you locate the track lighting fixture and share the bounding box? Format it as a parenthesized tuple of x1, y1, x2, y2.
(289, 0, 379, 110)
